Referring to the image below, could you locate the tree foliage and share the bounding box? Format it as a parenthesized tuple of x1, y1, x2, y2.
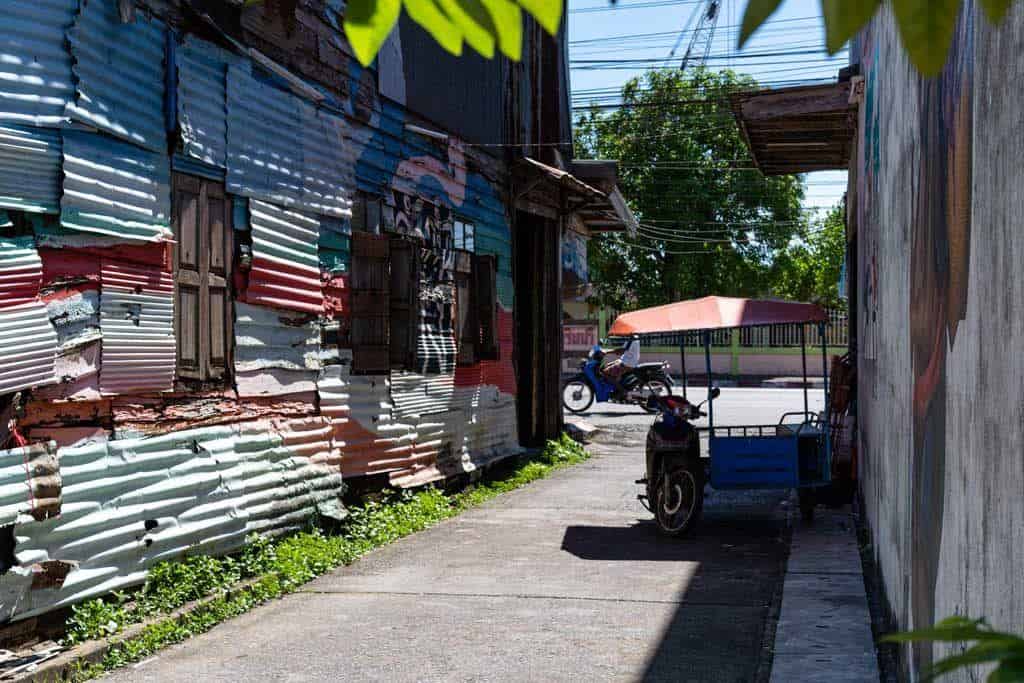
(742, 0, 1015, 76)
(575, 69, 809, 310)
(342, 0, 563, 66)
(770, 203, 847, 309)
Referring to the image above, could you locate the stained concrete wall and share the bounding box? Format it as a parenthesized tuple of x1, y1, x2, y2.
(856, 3, 1024, 678)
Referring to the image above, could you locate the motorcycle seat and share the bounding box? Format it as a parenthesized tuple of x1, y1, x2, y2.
(634, 362, 665, 370)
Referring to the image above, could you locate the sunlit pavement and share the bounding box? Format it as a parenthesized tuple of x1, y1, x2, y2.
(106, 389, 820, 682)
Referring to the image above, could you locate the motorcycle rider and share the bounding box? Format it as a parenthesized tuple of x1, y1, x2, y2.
(600, 335, 641, 396)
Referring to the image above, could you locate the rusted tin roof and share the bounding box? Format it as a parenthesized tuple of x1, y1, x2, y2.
(0, 236, 44, 307)
(66, 0, 167, 152)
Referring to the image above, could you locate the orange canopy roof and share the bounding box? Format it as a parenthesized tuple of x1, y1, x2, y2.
(608, 296, 827, 336)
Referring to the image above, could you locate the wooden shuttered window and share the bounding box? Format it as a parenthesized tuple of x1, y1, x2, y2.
(454, 251, 477, 366)
(350, 232, 390, 374)
(389, 237, 420, 370)
(474, 254, 499, 360)
(172, 173, 232, 383)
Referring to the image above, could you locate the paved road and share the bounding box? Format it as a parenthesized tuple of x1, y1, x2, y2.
(108, 389, 819, 682)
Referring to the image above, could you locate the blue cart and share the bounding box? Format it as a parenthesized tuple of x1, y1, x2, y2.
(609, 297, 832, 534)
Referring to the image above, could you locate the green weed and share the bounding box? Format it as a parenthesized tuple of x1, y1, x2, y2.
(63, 436, 589, 680)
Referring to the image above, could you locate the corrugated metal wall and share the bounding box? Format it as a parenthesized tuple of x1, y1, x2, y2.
(0, 417, 343, 622)
(0, 0, 78, 127)
(98, 261, 175, 394)
(0, 126, 62, 213)
(60, 130, 172, 242)
(244, 199, 324, 314)
(0, 0, 529, 624)
(66, 0, 167, 152)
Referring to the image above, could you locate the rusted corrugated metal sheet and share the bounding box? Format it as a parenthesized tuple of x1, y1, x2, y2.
(0, 125, 61, 213)
(0, 0, 78, 127)
(177, 37, 245, 169)
(243, 200, 324, 314)
(0, 441, 60, 526)
(319, 366, 415, 477)
(66, 0, 167, 152)
(40, 286, 102, 401)
(0, 418, 344, 622)
(60, 130, 172, 242)
(226, 67, 352, 217)
(0, 236, 44, 307)
(98, 261, 175, 394)
(0, 237, 57, 396)
(234, 302, 319, 398)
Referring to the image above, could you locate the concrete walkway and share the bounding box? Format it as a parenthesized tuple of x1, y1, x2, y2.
(770, 508, 879, 682)
(107, 438, 791, 682)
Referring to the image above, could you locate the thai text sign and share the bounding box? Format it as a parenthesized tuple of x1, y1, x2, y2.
(563, 323, 598, 352)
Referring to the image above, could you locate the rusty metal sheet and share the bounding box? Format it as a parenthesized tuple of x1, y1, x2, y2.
(243, 200, 324, 314)
(0, 0, 78, 127)
(60, 130, 172, 242)
(98, 261, 175, 395)
(0, 441, 60, 526)
(0, 417, 344, 622)
(0, 125, 61, 213)
(0, 236, 44, 308)
(234, 302, 319, 398)
(319, 366, 416, 478)
(66, 0, 167, 152)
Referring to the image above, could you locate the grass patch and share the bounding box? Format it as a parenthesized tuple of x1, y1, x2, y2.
(64, 435, 588, 680)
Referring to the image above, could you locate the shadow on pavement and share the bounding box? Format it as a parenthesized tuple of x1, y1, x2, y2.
(560, 504, 788, 683)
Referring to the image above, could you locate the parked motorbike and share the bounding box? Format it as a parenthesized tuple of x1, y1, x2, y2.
(561, 345, 673, 414)
(638, 388, 719, 536)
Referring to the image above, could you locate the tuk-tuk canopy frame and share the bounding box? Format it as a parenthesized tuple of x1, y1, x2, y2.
(607, 296, 827, 337)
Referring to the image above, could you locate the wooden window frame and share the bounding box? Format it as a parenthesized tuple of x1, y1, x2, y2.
(388, 236, 420, 371)
(171, 173, 234, 385)
(454, 250, 477, 367)
(352, 191, 384, 234)
(350, 232, 391, 375)
(474, 253, 499, 361)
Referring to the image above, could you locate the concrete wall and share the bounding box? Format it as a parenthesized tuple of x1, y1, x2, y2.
(856, 3, 1024, 677)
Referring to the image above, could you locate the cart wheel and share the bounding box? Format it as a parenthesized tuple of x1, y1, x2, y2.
(799, 488, 816, 523)
(653, 458, 704, 537)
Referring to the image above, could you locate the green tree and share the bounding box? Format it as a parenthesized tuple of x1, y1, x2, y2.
(575, 68, 806, 310)
(770, 203, 847, 308)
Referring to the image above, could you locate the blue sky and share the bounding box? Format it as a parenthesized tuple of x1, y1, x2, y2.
(567, 0, 849, 214)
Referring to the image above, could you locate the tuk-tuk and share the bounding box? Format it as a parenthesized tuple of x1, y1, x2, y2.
(608, 296, 832, 535)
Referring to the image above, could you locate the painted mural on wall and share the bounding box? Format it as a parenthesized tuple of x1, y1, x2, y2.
(908, 7, 974, 668)
(0, 0, 521, 623)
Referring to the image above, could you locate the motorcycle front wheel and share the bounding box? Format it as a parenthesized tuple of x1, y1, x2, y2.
(562, 379, 595, 414)
(653, 460, 704, 537)
(639, 379, 672, 413)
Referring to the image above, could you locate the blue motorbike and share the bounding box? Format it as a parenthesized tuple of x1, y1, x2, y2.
(562, 346, 673, 414)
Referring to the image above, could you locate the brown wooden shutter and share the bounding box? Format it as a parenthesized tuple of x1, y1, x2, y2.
(389, 237, 420, 369)
(454, 251, 476, 366)
(474, 254, 499, 360)
(350, 232, 390, 374)
(172, 173, 233, 383)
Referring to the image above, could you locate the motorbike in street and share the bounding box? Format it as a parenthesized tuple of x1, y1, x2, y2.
(639, 390, 716, 536)
(561, 345, 673, 414)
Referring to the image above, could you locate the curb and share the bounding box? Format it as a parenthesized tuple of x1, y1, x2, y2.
(10, 577, 270, 683)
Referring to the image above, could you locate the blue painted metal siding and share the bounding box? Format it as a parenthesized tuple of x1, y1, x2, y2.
(66, 0, 167, 152)
(60, 130, 172, 241)
(0, 0, 78, 127)
(0, 125, 61, 213)
(177, 37, 244, 169)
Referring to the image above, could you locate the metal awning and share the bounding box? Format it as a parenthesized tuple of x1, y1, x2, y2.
(730, 80, 857, 176)
(513, 158, 637, 233)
